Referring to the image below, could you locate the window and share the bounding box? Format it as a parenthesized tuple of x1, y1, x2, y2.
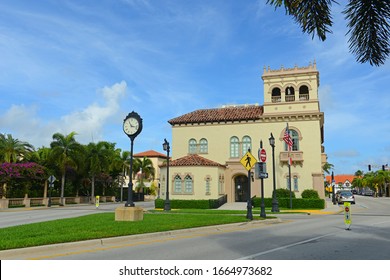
(199, 138, 208, 153)
(184, 175, 193, 193)
(174, 175, 182, 193)
(230, 136, 239, 158)
(285, 86, 295, 102)
(271, 87, 281, 103)
(242, 136, 251, 154)
(287, 175, 299, 191)
(284, 129, 299, 151)
(293, 176, 299, 191)
(299, 85, 309, 100)
(189, 139, 197, 154)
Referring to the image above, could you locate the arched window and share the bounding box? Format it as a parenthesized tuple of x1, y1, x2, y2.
(199, 138, 208, 153)
(284, 129, 299, 151)
(242, 136, 251, 154)
(230, 137, 239, 158)
(299, 85, 309, 100)
(271, 87, 281, 103)
(184, 175, 193, 193)
(285, 86, 295, 102)
(174, 175, 182, 193)
(188, 139, 197, 154)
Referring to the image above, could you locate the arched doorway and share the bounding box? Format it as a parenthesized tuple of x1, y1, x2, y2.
(235, 175, 248, 202)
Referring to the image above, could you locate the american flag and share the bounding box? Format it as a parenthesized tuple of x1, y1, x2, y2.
(283, 123, 293, 149)
(283, 123, 293, 165)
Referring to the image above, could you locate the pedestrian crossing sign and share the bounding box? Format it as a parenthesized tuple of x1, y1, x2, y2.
(240, 151, 257, 171)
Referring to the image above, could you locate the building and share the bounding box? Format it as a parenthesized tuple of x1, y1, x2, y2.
(160, 62, 327, 203)
(325, 174, 356, 190)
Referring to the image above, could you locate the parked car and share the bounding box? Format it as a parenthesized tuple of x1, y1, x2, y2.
(363, 189, 374, 196)
(337, 190, 355, 204)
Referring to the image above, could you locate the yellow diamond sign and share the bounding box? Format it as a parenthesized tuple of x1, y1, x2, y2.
(240, 151, 257, 171)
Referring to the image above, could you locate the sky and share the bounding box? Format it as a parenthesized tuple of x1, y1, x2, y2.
(0, 0, 389, 175)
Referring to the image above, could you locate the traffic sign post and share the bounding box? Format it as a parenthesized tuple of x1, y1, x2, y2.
(47, 175, 56, 207)
(259, 148, 267, 163)
(240, 150, 256, 220)
(344, 202, 352, 230)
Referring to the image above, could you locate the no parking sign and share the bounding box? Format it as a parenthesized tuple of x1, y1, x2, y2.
(344, 202, 351, 230)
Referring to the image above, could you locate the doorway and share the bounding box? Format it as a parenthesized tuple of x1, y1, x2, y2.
(235, 175, 248, 202)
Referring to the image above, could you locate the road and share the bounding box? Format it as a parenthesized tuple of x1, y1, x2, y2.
(1, 196, 389, 260)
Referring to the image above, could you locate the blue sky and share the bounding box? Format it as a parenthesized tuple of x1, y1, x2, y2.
(0, 0, 389, 175)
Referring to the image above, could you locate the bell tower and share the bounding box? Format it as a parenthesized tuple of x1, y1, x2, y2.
(262, 61, 320, 116)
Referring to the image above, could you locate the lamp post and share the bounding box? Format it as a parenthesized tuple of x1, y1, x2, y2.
(269, 133, 279, 212)
(163, 138, 171, 211)
(331, 171, 336, 205)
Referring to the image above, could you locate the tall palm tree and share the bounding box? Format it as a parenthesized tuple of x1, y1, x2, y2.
(133, 157, 155, 193)
(0, 133, 35, 163)
(85, 141, 111, 202)
(50, 132, 81, 205)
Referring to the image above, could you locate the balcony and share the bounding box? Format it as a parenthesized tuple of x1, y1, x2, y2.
(279, 151, 304, 165)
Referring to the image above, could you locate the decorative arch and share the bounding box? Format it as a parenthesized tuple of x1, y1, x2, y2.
(271, 86, 282, 103)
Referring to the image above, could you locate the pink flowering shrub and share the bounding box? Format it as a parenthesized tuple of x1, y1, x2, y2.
(0, 162, 46, 182)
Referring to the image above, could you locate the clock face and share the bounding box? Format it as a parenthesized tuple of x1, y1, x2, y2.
(123, 117, 140, 136)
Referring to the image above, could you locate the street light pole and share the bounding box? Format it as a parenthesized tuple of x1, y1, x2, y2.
(163, 139, 171, 211)
(269, 133, 279, 212)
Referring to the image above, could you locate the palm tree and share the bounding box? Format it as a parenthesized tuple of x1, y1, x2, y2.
(49, 132, 81, 205)
(133, 157, 155, 193)
(266, 0, 390, 66)
(84, 141, 111, 202)
(0, 133, 35, 163)
(322, 162, 334, 175)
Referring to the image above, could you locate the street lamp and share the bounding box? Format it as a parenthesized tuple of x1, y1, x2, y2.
(269, 133, 279, 212)
(163, 138, 171, 211)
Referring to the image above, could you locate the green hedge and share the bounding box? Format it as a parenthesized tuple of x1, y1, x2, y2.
(155, 197, 325, 210)
(155, 198, 221, 209)
(252, 197, 325, 209)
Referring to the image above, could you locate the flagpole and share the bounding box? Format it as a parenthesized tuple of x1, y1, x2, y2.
(288, 154, 292, 209)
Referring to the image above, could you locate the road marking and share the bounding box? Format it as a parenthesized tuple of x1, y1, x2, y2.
(237, 231, 338, 260)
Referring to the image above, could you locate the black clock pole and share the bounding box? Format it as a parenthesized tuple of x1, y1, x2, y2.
(126, 138, 135, 207)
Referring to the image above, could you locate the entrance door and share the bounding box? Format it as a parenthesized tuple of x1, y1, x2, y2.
(235, 175, 248, 202)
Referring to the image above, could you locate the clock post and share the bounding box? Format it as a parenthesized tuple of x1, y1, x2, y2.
(115, 111, 144, 221)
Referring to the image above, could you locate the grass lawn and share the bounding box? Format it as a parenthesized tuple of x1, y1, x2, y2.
(0, 210, 273, 251)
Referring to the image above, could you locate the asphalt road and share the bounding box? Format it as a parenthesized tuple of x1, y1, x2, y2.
(1, 195, 389, 260)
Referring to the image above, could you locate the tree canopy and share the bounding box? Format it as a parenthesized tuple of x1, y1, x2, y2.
(267, 0, 390, 66)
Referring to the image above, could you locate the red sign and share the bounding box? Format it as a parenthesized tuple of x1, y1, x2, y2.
(259, 149, 267, 162)
(345, 207, 349, 212)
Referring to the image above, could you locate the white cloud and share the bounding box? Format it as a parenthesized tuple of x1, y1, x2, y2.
(0, 81, 128, 147)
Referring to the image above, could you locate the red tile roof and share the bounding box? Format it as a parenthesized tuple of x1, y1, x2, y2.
(325, 174, 357, 184)
(161, 154, 225, 167)
(168, 105, 263, 125)
(134, 150, 167, 158)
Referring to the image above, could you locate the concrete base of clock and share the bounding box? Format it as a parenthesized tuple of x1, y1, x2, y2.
(115, 206, 144, 221)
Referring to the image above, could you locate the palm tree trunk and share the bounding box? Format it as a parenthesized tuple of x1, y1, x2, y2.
(60, 173, 65, 205)
(91, 175, 95, 204)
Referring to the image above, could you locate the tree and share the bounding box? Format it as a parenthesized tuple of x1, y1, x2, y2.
(133, 157, 155, 193)
(50, 132, 81, 204)
(322, 162, 334, 175)
(84, 141, 111, 202)
(266, 0, 390, 66)
(0, 133, 34, 163)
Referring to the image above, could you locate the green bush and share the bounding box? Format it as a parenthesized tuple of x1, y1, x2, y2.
(301, 189, 320, 199)
(252, 197, 324, 209)
(275, 188, 295, 198)
(154, 198, 222, 209)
